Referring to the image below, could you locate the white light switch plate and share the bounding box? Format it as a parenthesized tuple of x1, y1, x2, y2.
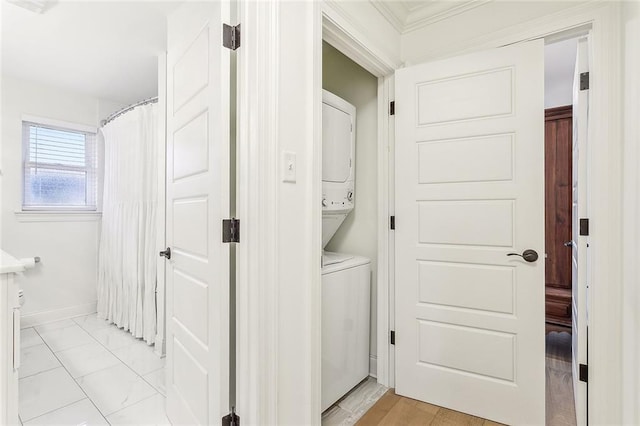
(282, 151, 296, 183)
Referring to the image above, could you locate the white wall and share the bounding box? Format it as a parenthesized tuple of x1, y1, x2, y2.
(545, 38, 578, 109)
(622, 1, 640, 424)
(322, 41, 379, 368)
(0, 75, 124, 324)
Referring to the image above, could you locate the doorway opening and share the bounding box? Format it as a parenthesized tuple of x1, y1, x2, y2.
(544, 35, 589, 426)
(319, 40, 388, 423)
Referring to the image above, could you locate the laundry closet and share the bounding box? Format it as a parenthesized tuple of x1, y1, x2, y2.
(320, 41, 380, 411)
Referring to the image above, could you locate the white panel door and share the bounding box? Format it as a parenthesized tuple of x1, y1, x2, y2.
(572, 36, 589, 426)
(165, 3, 230, 425)
(395, 40, 545, 425)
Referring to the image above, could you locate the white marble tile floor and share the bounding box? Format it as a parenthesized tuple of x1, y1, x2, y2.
(143, 368, 167, 397)
(36, 324, 95, 352)
(18, 314, 168, 425)
(19, 344, 61, 379)
(321, 376, 388, 426)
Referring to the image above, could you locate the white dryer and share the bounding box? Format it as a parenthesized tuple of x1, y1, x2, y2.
(322, 90, 356, 248)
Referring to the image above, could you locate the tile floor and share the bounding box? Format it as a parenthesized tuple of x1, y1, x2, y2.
(322, 376, 388, 426)
(18, 314, 168, 425)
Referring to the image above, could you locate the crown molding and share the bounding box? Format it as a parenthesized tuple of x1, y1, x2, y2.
(370, 0, 493, 34)
(370, 0, 410, 33)
(404, 0, 492, 32)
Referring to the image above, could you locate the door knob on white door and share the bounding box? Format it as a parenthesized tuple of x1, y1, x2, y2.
(159, 247, 171, 260)
(507, 249, 539, 262)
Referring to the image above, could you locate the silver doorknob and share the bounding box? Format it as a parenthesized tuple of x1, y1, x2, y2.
(507, 249, 539, 263)
(564, 241, 573, 247)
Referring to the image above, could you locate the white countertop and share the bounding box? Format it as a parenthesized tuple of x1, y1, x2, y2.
(0, 250, 25, 274)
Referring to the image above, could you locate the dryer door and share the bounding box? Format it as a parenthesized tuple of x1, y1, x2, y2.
(322, 102, 352, 183)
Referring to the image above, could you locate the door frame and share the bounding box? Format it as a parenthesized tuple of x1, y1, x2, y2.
(321, 2, 397, 388)
(387, 4, 621, 424)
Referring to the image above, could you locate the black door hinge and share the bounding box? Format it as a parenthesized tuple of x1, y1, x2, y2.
(390, 330, 395, 345)
(390, 216, 395, 230)
(222, 407, 240, 426)
(580, 218, 589, 236)
(580, 72, 589, 90)
(579, 363, 588, 382)
(223, 218, 240, 243)
(223, 23, 241, 50)
(389, 101, 395, 116)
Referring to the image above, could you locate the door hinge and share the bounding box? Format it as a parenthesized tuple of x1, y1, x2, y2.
(580, 218, 589, 236)
(222, 407, 240, 426)
(580, 72, 589, 90)
(390, 330, 395, 345)
(389, 101, 395, 116)
(390, 215, 395, 230)
(223, 218, 240, 243)
(223, 23, 241, 50)
(579, 363, 588, 382)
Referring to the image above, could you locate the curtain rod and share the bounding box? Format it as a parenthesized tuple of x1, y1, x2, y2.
(100, 96, 159, 127)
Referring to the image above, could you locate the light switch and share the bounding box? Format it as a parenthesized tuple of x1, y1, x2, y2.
(282, 151, 296, 183)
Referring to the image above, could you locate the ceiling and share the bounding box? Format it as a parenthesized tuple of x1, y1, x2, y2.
(370, 0, 491, 33)
(1, 1, 182, 105)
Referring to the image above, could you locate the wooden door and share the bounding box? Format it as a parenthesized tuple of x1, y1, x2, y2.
(165, 2, 231, 425)
(395, 40, 545, 425)
(544, 105, 573, 327)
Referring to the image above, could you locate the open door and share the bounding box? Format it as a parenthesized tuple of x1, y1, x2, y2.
(394, 40, 545, 425)
(164, 2, 231, 425)
(572, 36, 589, 426)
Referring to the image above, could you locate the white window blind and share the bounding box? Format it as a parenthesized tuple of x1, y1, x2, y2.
(22, 121, 98, 210)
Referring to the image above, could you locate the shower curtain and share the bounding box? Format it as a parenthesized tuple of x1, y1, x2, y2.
(97, 103, 158, 344)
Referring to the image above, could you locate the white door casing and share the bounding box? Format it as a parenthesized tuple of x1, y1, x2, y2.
(572, 36, 589, 426)
(395, 40, 545, 425)
(165, 2, 230, 425)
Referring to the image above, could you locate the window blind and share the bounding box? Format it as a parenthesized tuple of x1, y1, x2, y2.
(22, 121, 98, 210)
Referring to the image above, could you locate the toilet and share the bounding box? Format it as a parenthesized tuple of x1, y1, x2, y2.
(321, 90, 371, 411)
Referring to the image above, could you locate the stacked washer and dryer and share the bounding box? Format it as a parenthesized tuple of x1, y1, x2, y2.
(321, 90, 371, 412)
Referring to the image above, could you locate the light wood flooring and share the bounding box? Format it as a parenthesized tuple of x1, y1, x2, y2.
(355, 389, 502, 426)
(326, 330, 576, 426)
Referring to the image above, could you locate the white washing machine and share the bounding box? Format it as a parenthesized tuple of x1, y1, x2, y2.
(321, 253, 371, 412)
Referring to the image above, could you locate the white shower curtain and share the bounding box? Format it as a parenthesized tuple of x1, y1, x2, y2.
(97, 103, 158, 344)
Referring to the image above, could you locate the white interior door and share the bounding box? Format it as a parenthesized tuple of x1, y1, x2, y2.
(395, 40, 545, 425)
(572, 36, 589, 426)
(165, 2, 230, 425)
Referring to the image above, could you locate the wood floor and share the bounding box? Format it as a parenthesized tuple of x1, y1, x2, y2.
(355, 389, 502, 426)
(352, 331, 576, 426)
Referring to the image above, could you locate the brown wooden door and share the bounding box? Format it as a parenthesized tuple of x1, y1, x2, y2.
(545, 105, 573, 327)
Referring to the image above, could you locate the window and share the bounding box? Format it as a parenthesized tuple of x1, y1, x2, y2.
(22, 120, 98, 210)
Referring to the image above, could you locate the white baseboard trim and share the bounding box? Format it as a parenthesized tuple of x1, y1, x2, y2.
(20, 302, 97, 328)
(369, 355, 377, 378)
(154, 336, 166, 357)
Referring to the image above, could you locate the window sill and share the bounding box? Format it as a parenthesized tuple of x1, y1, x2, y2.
(14, 211, 102, 223)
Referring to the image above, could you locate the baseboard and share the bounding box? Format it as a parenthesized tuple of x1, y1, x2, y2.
(154, 335, 166, 357)
(369, 355, 377, 378)
(20, 302, 97, 328)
